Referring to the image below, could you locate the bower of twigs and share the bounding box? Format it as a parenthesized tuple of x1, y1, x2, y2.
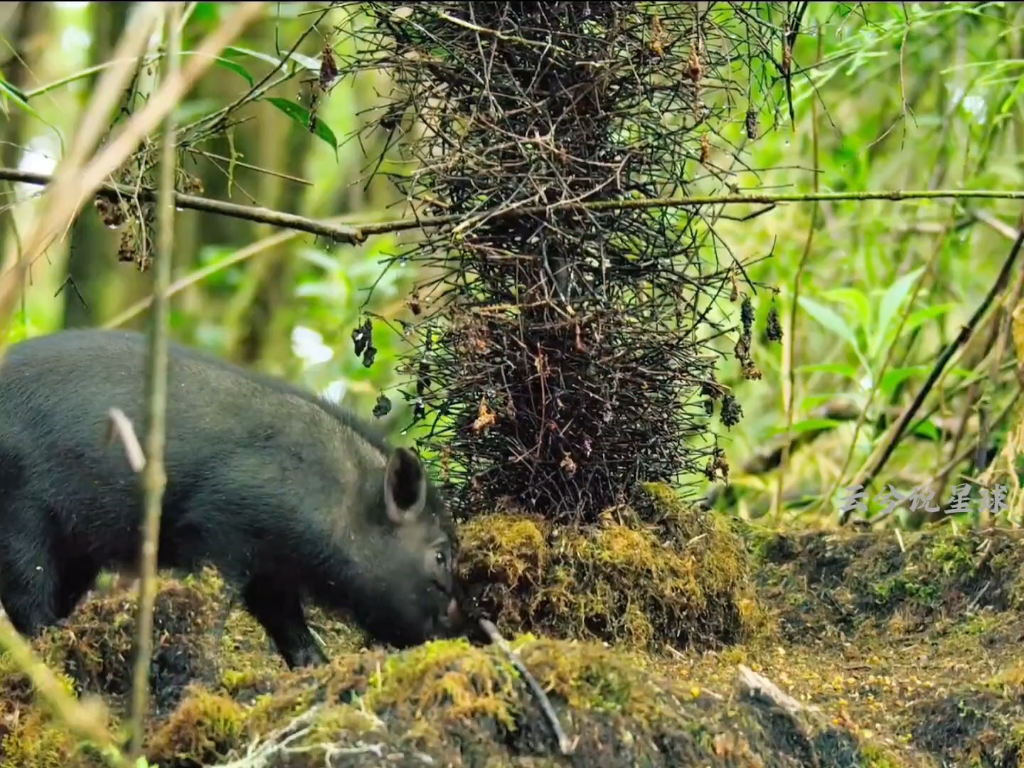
(338, 1, 789, 524)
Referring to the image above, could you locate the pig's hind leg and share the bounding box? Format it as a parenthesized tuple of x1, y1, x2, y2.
(0, 491, 65, 637)
(0, 437, 101, 632)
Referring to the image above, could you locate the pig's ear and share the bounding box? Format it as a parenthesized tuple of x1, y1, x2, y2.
(384, 447, 427, 525)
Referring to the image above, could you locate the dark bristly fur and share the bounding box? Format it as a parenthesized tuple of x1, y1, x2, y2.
(0, 329, 463, 668)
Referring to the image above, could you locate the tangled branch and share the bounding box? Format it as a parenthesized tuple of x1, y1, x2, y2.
(330, 2, 798, 522)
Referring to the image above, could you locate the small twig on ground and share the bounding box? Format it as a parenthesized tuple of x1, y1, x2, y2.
(218, 706, 323, 768)
(966, 580, 991, 612)
(736, 664, 819, 720)
(479, 619, 575, 756)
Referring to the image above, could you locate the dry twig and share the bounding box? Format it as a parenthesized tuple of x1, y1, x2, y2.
(479, 619, 574, 756)
(128, 3, 182, 759)
(736, 664, 820, 720)
(106, 408, 147, 472)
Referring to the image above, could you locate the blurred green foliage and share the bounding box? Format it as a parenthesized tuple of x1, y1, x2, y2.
(1, 1, 1021, 523)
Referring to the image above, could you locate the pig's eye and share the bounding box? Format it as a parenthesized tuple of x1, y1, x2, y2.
(435, 550, 447, 567)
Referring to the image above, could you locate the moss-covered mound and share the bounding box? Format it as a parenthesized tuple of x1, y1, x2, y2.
(5, 507, 1024, 767)
(753, 525, 1024, 643)
(0, 576, 226, 767)
(4, 613, 880, 768)
(458, 482, 764, 652)
(142, 636, 884, 768)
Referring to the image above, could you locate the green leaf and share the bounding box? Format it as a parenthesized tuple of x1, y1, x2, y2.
(287, 52, 322, 71)
(872, 267, 924, 357)
(821, 287, 872, 330)
(878, 366, 929, 397)
(0, 72, 28, 104)
(903, 302, 957, 334)
(796, 363, 860, 379)
(190, 2, 221, 27)
(798, 296, 860, 350)
(264, 97, 338, 155)
(784, 491, 822, 509)
(911, 419, 940, 441)
(213, 57, 254, 86)
(226, 45, 320, 73)
(789, 418, 845, 434)
(0, 72, 63, 152)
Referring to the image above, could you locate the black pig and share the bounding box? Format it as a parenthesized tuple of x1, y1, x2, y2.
(0, 329, 463, 668)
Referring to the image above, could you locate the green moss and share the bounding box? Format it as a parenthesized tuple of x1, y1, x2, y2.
(459, 483, 764, 653)
(871, 575, 939, 607)
(147, 688, 245, 766)
(0, 717, 77, 768)
(0, 644, 86, 767)
(3, 507, 1024, 767)
(146, 635, 878, 767)
(858, 743, 909, 768)
(365, 637, 520, 731)
(951, 613, 1000, 638)
(926, 535, 977, 578)
(983, 661, 1024, 694)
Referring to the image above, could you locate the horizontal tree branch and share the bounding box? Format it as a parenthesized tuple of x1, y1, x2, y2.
(0, 167, 367, 245)
(2, 166, 1023, 248)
